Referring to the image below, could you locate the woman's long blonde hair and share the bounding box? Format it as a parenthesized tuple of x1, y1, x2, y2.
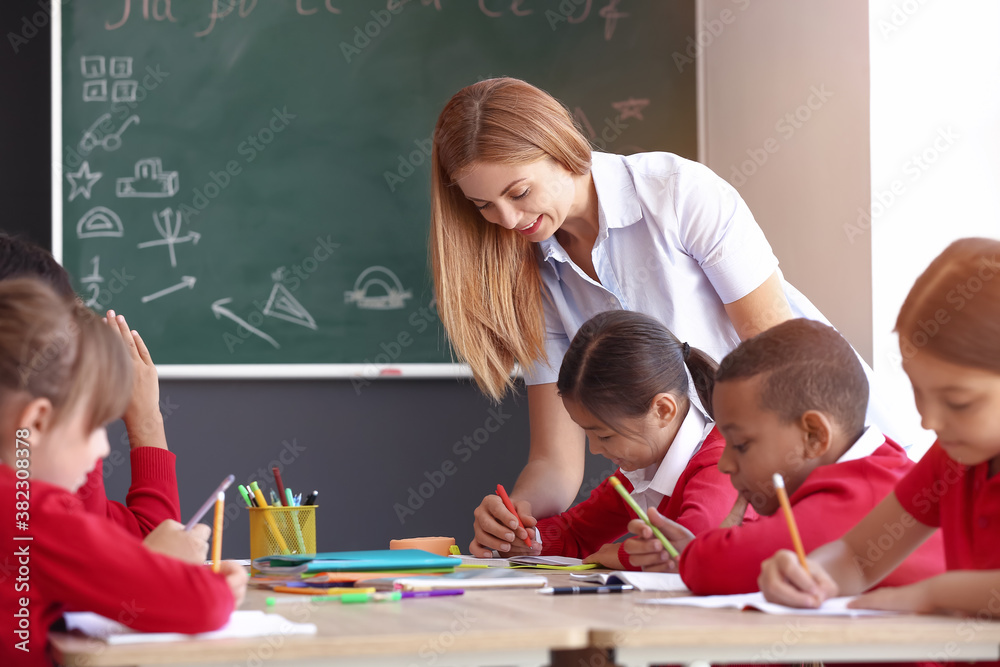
(430, 78, 592, 400)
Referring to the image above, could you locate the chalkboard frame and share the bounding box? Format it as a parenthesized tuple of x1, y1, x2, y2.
(50, 1, 699, 380)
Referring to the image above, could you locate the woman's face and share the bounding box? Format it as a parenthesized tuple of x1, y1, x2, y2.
(455, 159, 579, 241)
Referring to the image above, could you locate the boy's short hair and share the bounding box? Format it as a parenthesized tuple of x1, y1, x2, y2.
(715, 318, 869, 435)
(0, 234, 75, 298)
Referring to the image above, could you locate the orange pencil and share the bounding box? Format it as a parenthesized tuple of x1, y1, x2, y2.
(211, 492, 224, 573)
(496, 484, 531, 548)
(772, 473, 809, 574)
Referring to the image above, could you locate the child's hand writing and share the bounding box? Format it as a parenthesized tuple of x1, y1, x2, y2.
(758, 549, 839, 608)
(218, 561, 249, 608)
(583, 542, 623, 569)
(105, 310, 167, 450)
(622, 507, 692, 573)
(847, 581, 935, 614)
(143, 519, 210, 564)
(470, 495, 540, 558)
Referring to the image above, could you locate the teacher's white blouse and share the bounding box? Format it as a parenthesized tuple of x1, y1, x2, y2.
(524, 151, 912, 446)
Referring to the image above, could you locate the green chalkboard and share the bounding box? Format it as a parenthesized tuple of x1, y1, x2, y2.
(57, 0, 696, 373)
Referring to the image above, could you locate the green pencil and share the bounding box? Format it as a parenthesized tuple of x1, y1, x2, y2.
(608, 476, 679, 558)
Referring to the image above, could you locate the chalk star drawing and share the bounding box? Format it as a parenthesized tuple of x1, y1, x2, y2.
(117, 158, 178, 198)
(77, 206, 124, 239)
(264, 269, 316, 329)
(66, 162, 103, 201)
(612, 98, 650, 122)
(136, 207, 200, 268)
(344, 266, 412, 310)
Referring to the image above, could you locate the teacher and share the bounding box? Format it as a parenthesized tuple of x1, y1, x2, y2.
(429, 77, 905, 558)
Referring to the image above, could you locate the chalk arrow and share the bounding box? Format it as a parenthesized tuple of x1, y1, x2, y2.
(140, 276, 197, 303)
(211, 298, 280, 349)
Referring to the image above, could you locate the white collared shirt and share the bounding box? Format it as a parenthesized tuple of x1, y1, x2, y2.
(836, 424, 887, 464)
(523, 151, 913, 447)
(621, 403, 715, 514)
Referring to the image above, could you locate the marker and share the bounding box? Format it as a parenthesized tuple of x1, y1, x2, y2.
(266, 591, 376, 605)
(773, 473, 810, 574)
(496, 484, 531, 548)
(538, 585, 633, 595)
(294, 493, 302, 506)
(238, 485, 253, 509)
(285, 487, 307, 553)
(272, 466, 288, 506)
(270, 489, 280, 507)
(400, 590, 464, 599)
(184, 474, 235, 531)
(211, 492, 224, 573)
(340, 591, 403, 604)
(607, 477, 679, 558)
(304, 491, 318, 506)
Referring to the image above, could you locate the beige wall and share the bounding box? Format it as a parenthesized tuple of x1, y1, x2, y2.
(699, 0, 873, 361)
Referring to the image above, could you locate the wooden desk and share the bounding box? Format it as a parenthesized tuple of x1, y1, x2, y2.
(50, 574, 1000, 667)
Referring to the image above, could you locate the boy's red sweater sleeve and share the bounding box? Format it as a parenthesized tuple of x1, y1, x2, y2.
(680, 442, 947, 596)
(536, 471, 633, 559)
(75, 447, 181, 536)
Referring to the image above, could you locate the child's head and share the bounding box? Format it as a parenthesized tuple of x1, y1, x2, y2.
(895, 237, 1000, 471)
(713, 318, 868, 515)
(0, 279, 131, 492)
(556, 311, 718, 472)
(0, 234, 75, 297)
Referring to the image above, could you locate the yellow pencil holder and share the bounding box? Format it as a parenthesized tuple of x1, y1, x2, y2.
(249, 506, 317, 566)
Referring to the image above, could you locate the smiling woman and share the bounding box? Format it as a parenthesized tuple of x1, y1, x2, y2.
(428, 77, 914, 559)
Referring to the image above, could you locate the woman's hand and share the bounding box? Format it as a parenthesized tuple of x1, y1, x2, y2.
(469, 495, 540, 558)
(622, 508, 692, 573)
(583, 542, 623, 570)
(105, 310, 168, 450)
(758, 549, 839, 608)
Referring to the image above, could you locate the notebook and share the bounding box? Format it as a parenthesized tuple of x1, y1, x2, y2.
(63, 611, 317, 644)
(252, 549, 457, 574)
(365, 568, 549, 591)
(570, 571, 689, 592)
(641, 592, 899, 617)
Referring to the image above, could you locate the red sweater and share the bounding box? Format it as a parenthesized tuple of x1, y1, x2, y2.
(679, 439, 947, 595)
(1, 465, 234, 667)
(74, 447, 181, 537)
(536, 428, 748, 569)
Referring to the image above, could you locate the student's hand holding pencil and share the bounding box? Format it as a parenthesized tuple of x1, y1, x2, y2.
(758, 549, 839, 608)
(623, 508, 693, 573)
(143, 519, 210, 564)
(105, 310, 168, 451)
(470, 495, 541, 558)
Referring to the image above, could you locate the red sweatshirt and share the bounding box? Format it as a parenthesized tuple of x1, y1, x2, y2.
(74, 447, 181, 537)
(536, 427, 748, 569)
(1, 464, 234, 667)
(679, 435, 946, 595)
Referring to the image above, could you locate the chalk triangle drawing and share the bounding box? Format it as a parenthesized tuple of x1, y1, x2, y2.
(77, 206, 124, 239)
(263, 283, 316, 330)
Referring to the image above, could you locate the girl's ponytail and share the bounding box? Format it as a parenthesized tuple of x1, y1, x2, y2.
(684, 346, 719, 420)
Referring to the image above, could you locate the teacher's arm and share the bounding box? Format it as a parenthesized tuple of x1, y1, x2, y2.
(723, 271, 793, 341)
(469, 383, 586, 558)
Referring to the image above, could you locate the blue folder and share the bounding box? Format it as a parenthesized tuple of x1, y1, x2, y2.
(252, 549, 457, 574)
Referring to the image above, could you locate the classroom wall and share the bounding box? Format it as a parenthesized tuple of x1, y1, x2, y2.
(699, 0, 873, 362)
(868, 0, 1000, 458)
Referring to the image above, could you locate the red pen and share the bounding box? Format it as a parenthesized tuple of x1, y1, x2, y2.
(272, 467, 288, 506)
(496, 484, 532, 548)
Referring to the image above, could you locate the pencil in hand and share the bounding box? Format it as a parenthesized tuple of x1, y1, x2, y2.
(772, 472, 809, 574)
